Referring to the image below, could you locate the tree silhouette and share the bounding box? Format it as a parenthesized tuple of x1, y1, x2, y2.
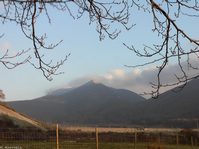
(1, 0, 199, 97)
(0, 0, 131, 81)
(0, 90, 5, 100)
(125, 0, 199, 97)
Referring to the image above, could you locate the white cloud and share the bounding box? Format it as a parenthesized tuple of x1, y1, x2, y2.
(61, 68, 157, 98)
(111, 69, 125, 77)
(132, 68, 141, 76)
(104, 74, 113, 80)
(51, 58, 199, 99)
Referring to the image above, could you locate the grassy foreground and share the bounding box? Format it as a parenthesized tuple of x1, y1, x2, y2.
(0, 141, 199, 149)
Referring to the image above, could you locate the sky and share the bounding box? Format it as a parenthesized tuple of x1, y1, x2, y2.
(1, 1, 199, 101)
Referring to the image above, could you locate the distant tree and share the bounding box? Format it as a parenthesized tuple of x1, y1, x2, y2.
(0, 90, 5, 100)
(1, 0, 199, 97)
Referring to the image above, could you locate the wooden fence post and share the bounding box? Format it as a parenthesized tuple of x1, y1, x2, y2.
(158, 133, 161, 148)
(134, 131, 137, 149)
(95, 127, 99, 149)
(176, 132, 179, 149)
(56, 124, 59, 149)
(191, 136, 194, 149)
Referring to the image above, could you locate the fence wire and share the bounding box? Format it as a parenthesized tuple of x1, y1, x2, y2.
(0, 128, 199, 149)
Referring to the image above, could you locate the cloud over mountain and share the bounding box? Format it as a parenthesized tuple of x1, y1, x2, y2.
(8, 78, 199, 127)
(54, 68, 156, 98)
(58, 58, 199, 98)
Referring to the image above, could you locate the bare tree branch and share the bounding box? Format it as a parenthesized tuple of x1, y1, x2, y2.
(0, 49, 31, 69)
(0, 0, 132, 80)
(1, 0, 199, 97)
(124, 0, 199, 98)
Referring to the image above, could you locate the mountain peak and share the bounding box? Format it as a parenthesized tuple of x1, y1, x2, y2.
(84, 80, 100, 86)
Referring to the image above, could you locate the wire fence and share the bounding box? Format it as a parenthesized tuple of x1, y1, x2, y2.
(0, 126, 199, 149)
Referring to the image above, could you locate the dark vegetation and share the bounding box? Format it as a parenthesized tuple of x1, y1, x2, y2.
(0, 127, 199, 147)
(0, 115, 19, 128)
(0, 114, 43, 131)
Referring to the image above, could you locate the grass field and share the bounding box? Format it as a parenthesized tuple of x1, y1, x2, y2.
(0, 127, 199, 149)
(1, 141, 199, 149)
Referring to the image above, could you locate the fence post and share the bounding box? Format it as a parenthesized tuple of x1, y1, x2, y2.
(176, 132, 179, 149)
(56, 124, 59, 149)
(134, 131, 137, 149)
(95, 127, 99, 149)
(191, 136, 194, 149)
(158, 133, 161, 148)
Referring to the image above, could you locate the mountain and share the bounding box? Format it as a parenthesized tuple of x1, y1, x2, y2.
(47, 88, 73, 96)
(8, 79, 199, 128)
(141, 78, 199, 127)
(0, 102, 44, 129)
(8, 81, 145, 126)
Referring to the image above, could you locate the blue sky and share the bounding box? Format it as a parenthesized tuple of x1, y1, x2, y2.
(1, 2, 199, 101)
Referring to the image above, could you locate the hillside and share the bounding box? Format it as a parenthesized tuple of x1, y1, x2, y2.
(142, 78, 199, 127)
(8, 79, 199, 127)
(0, 102, 44, 129)
(8, 81, 145, 126)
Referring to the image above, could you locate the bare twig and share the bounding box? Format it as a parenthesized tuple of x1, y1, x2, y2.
(0, 0, 132, 80)
(125, 0, 199, 98)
